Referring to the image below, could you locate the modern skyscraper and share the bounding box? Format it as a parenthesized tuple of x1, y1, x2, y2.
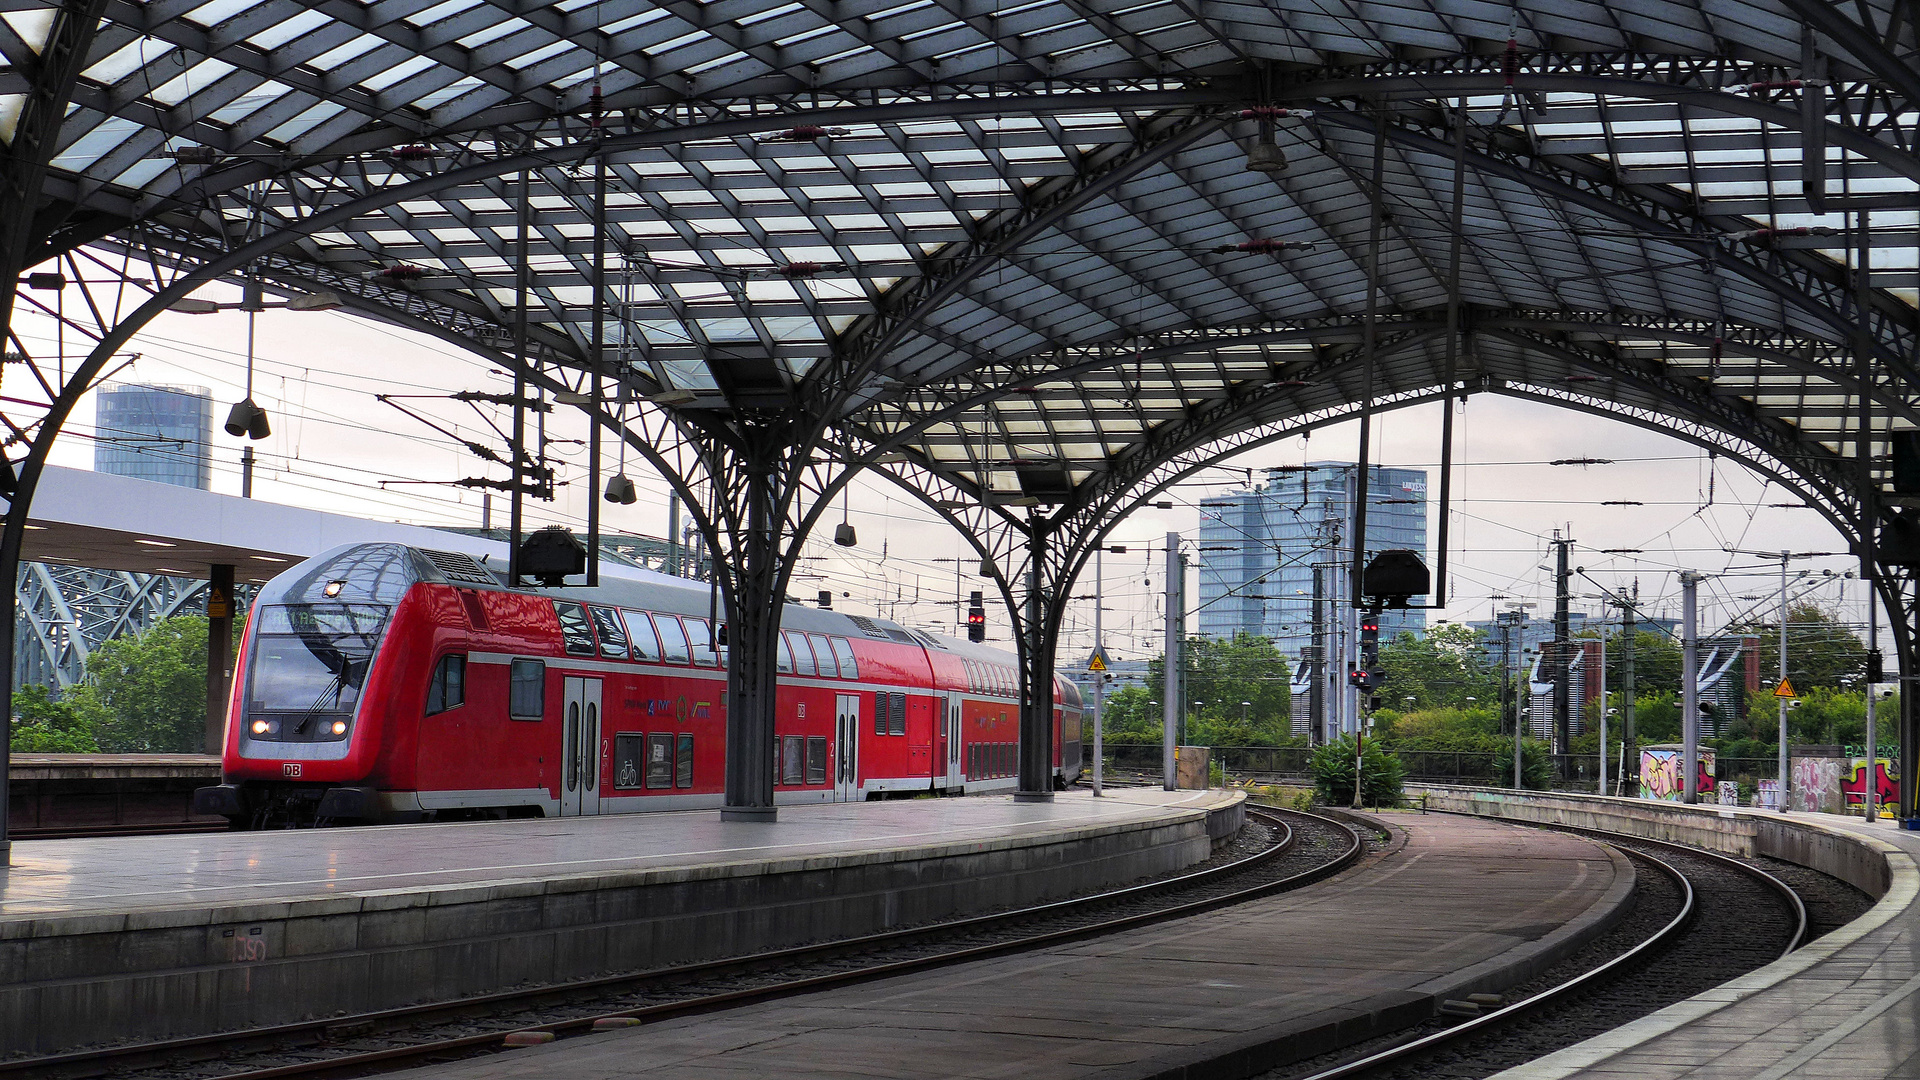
(1198, 462, 1427, 741)
(1197, 462, 1429, 655)
(93, 383, 212, 490)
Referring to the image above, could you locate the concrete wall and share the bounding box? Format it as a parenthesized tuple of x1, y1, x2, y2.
(1410, 785, 1889, 899)
(0, 795, 1243, 1055)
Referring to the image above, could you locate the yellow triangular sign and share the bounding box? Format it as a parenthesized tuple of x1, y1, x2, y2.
(1773, 678, 1798, 699)
(1086, 648, 1110, 673)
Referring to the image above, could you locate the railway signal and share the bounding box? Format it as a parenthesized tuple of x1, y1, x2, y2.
(967, 591, 986, 642)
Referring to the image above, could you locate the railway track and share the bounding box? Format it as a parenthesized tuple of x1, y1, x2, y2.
(7, 805, 1368, 1080)
(1265, 820, 1823, 1080)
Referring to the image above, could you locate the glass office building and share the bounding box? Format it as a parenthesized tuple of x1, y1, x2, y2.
(1197, 462, 1428, 657)
(93, 383, 213, 490)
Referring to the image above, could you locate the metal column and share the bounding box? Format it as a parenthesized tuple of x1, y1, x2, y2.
(204, 563, 235, 754)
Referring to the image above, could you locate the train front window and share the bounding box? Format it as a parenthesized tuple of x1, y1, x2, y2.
(245, 604, 388, 742)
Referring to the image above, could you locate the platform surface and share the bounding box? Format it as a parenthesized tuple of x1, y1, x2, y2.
(395, 811, 1628, 1080)
(1489, 810, 1920, 1080)
(0, 787, 1232, 919)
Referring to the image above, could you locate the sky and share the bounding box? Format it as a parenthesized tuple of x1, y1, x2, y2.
(16, 286, 1878, 668)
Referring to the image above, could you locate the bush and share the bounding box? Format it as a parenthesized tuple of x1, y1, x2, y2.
(1493, 738, 1555, 790)
(1310, 736, 1405, 807)
(9, 684, 97, 752)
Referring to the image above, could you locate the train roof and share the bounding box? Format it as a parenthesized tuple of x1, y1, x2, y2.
(271, 542, 982, 655)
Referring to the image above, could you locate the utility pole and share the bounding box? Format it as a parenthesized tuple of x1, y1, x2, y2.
(1866, 574, 1879, 822)
(1596, 632, 1607, 796)
(1498, 609, 1524, 787)
(1163, 532, 1181, 791)
(1681, 570, 1701, 803)
(1310, 564, 1326, 745)
(1093, 545, 1104, 797)
(1551, 532, 1573, 759)
(1777, 552, 1790, 812)
(1621, 585, 1637, 796)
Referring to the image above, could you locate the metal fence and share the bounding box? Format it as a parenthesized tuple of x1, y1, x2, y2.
(1099, 744, 1800, 791)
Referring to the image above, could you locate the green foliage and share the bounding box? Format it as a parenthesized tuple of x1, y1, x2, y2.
(1309, 735, 1405, 807)
(1377, 625, 1497, 710)
(9, 684, 98, 752)
(1097, 684, 1162, 743)
(1732, 601, 1868, 690)
(1141, 633, 1294, 746)
(70, 615, 210, 753)
(1589, 630, 1683, 697)
(1379, 706, 1506, 753)
(1493, 738, 1556, 790)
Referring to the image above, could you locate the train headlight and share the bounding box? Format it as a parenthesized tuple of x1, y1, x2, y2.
(322, 579, 345, 598)
(251, 719, 271, 735)
(331, 720, 348, 736)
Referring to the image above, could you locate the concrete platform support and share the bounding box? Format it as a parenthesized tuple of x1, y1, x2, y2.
(0, 790, 1241, 1055)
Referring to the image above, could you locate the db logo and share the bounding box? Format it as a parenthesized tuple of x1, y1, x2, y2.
(282, 763, 302, 778)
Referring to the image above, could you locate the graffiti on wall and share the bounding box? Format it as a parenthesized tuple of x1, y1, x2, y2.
(1639, 747, 1716, 802)
(1842, 758, 1899, 810)
(1790, 757, 1841, 813)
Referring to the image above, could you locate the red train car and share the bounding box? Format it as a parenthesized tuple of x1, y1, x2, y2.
(194, 543, 1083, 826)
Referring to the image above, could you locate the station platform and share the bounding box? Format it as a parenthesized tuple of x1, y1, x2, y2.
(7, 753, 223, 833)
(0, 787, 1241, 1055)
(1413, 786, 1920, 1080)
(396, 811, 1633, 1080)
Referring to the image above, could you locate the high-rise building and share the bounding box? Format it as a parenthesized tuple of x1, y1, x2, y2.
(1196, 462, 1428, 656)
(1197, 462, 1427, 740)
(93, 383, 212, 490)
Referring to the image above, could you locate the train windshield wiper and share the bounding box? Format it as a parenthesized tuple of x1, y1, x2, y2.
(293, 673, 347, 734)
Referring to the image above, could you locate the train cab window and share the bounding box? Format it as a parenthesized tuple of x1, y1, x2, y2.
(622, 610, 662, 663)
(776, 633, 794, 674)
(426, 654, 466, 715)
(676, 733, 695, 788)
(686, 618, 719, 667)
(807, 634, 835, 677)
(831, 637, 858, 679)
(781, 735, 805, 785)
(614, 734, 643, 788)
(806, 736, 827, 784)
(646, 733, 674, 788)
(786, 631, 817, 676)
(587, 606, 628, 660)
(555, 602, 596, 656)
(509, 659, 544, 720)
(654, 615, 691, 664)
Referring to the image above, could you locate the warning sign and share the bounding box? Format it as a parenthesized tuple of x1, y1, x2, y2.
(1773, 678, 1798, 699)
(1086, 647, 1111, 673)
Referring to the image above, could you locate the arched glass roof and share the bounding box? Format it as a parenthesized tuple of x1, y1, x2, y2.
(4, 0, 1917, 520)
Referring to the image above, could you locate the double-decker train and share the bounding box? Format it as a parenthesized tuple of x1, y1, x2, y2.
(194, 542, 1084, 827)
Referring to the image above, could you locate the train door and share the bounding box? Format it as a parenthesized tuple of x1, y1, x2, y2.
(561, 677, 605, 816)
(944, 696, 963, 790)
(834, 692, 861, 801)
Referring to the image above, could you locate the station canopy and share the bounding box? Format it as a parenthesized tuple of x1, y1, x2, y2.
(13, 0, 1920, 523)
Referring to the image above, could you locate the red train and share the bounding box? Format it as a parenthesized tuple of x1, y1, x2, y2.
(194, 542, 1084, 826)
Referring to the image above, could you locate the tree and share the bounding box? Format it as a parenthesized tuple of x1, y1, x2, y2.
(1144, 633, 1296, 746)
(1377, 625, 1498, 709)
(9, 684, 98, 752)
(1097, 684, 1163, 744)
(1588, 629, 1682, 697)
(1734, 601, 1867, 690)
(69, 615, 210, 753)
